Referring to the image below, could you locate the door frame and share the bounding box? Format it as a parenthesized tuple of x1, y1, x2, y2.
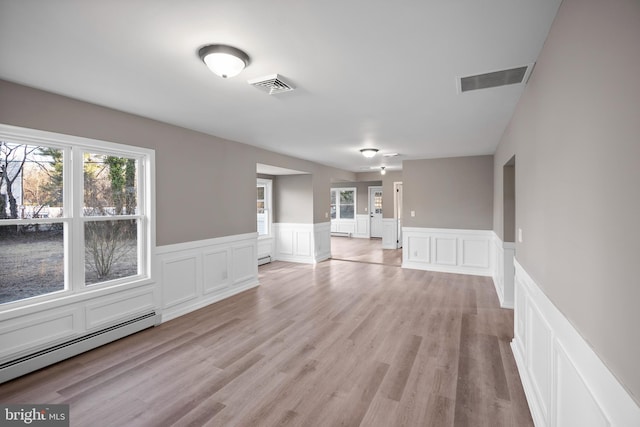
(394, 181, 403, 248)
(368, 186, 383, 238)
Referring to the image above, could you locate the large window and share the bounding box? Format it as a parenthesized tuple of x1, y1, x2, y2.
(330, 188, 356, 220)
(257, 178, 272, 236)
(0, 125, 153, 306)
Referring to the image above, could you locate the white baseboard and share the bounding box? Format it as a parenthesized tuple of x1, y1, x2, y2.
(273, 222, 330, 264)
(156, 233, 259, 322)
(512, 259, 640, 426)
(401, 227, 493, 276)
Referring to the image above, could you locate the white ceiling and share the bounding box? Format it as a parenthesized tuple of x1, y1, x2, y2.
(0, 0, 561, 172)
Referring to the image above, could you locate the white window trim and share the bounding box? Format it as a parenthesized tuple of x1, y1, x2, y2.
(257, 178, 272, 239)
(0, 124, 156, 312)
(330, 187, 357, 220)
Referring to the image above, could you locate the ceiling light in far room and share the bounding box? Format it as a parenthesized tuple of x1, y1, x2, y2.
(198, 44, 250, 79)
(360, 148, 379, 158)
(380, 166, 386, 175)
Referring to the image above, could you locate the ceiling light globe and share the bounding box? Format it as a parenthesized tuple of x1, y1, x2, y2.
(360, 148, 378, 158)
(198, 44, 250, 79)
(203, 52, 246, 78)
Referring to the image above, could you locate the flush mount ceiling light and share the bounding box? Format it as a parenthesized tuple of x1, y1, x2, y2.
(360, 148, 379, 158)
(198, 44, 250, 79)
(380, 166, 386, 175)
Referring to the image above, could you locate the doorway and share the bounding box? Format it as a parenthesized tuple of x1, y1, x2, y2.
(501, 156, 516, 307)
(369, 186, 383, 238)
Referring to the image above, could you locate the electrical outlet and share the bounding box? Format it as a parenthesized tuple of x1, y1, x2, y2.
(325, 212, 328, 218)
(411, 210, 415, 217)
(518, 228, 523, 243)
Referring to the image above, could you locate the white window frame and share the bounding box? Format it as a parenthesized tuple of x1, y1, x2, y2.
(0, 124, 155, 310)
(257, 178, 272, 238)
(330, 187, 357, 220)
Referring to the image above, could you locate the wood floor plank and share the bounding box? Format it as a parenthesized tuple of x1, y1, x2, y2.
(0, 241, 532, 427)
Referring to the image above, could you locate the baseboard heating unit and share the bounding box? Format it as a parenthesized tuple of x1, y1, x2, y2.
(330, 232, 351, 238)
(0, 311, 158, 384)
(258, 255, 272, 266)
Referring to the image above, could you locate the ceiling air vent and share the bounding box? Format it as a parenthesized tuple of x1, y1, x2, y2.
(248, 74, 295, 95)
(459, 64, 533, 93)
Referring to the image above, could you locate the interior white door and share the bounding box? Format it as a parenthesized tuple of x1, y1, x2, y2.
(369, 186, 383, 238)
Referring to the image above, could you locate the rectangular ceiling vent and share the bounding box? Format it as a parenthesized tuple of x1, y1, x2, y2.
(248, 74, 295, 95)
(459, 64, 533, 93)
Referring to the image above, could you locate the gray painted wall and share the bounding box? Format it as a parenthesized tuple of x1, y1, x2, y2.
(493, 0, 640, 402)
(402, 156, 493, 230)
(274, 174, 313, 223)
(0, 80, 354, 245)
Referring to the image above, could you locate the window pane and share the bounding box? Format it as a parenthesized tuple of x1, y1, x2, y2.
(340, 190, 354, 204)
(257, 186, 264, 200)
(340, 204, 354, 219)
(84, 153, 138, 216)
(1, 142, 63, 220)
(257, 201, 265, 213)
(85, 220, 138, 285)
(257, 211, 268, 235)
(330, 204, 336, 219)
(331, 191, 336, 205)
(0, 224, 64, 304)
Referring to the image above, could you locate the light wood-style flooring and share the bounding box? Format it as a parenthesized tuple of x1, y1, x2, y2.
(0, 246, 532, 426)
(330, 236, 402, 266)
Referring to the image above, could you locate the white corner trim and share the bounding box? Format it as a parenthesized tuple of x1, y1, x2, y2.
(512, 259, 640, 426)
(401, 227, 493, 276)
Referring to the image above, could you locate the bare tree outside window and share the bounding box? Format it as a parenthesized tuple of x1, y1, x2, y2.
(0, 142, 64, 304)
(83, 153, 138, 284)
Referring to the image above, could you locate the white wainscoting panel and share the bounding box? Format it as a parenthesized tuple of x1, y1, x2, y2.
(330, 219, 356, 236)
(0, 279, 158, 366)
(202, 249, 230, 294)
(382, 218, 398, 249)
(314, 222, 331, 262)
(274, 223, 330, 264)
(354, 214, 370, 238)
(434, 237, 457, 266)
(512, 259, 640, 427)
(257, 236, 274, 260)
(402, 228, 493, 276)
(492, 235, 515, 308)
(407, 235, 430, 263)
(0, 308, 82, 363)
(161, 255, 199, 309)
(85, 286, 156, 331)
(156, 233, 258, 322)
